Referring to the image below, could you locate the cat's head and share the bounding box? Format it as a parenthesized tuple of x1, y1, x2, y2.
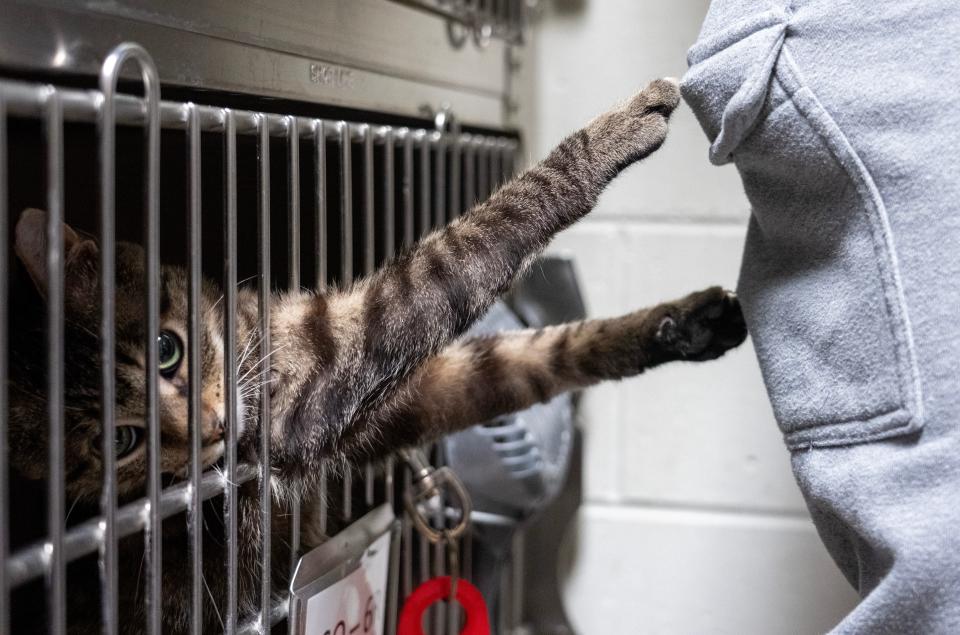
(8, 209, 236, 504)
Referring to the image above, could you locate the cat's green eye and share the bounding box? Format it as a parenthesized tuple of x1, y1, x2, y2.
(114, 426, 142, 459)
(158, 330, 183, 378)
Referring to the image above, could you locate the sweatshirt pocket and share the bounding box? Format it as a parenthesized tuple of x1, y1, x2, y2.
(682, 10, 924, 449)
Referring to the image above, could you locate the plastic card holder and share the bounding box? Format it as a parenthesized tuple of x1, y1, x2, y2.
(289, 504, 401, 635)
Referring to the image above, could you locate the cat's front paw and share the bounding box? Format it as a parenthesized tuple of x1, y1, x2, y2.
(597, 78, 682, 168)
(654, 287, 747, 362)
(624, 77, 682, 120)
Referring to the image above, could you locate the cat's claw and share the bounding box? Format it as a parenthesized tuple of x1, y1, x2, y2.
(654, 287, 747, 361)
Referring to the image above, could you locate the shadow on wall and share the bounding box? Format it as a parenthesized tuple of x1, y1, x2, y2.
(551, 0, 587, 16)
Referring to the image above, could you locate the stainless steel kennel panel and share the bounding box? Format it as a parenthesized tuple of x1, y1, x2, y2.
(0, 0, 527, 129)
(1, 2, 531, 632)
(0, 51, 520, 634)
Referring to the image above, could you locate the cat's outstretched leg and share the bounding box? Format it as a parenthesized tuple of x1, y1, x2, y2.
(272, 79, 682, 475)
(341, 287, 747, 459)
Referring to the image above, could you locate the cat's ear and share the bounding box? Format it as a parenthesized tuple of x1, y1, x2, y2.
(14, 208, 99, 300)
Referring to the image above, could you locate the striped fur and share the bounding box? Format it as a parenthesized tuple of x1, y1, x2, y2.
(350, 287, 746, 459)
(7, 79, 747, 632)
(269, 78, 686, 478)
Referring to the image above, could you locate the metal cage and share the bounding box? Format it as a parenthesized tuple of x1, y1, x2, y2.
(0, 37, 521, 633)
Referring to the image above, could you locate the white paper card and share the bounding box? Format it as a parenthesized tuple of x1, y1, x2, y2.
(301, 530, 392, 635)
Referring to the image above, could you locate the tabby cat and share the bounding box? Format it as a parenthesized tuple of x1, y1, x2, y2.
(7, 78, 747, 632)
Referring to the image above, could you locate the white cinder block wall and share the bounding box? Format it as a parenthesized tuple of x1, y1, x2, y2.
(521, 1, 860, 632)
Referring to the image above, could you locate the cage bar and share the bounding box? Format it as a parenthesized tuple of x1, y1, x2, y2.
(418, 131, 430, 237)
(143, 77, 162, 635)
(318, 464, 329, 537)
(429, 162, 449, 635)
(477, 139, 490, 202)
(315, 120, 328, 291)
(418, 527, 430, 587)
(342, 472, 353, 521)
(258, 113, 274, 631)
(463, 529, 473, 584)
(339, 121, 353, 283)
(450, 132, 462, 218)
(431, 448, 446, 635)
(0, 88, 8, 635)
(185, 102, 204, 635)
(501, 139, 514, 185)
(287, 116, 301, 290)
(287, 114, 303, 577)
(401, 468, 414, 600)
(7, 465, 258, 588)
(381, 127, 396, 507)
(382, 127, 396, 263)
(44, 86, 66, 635)
(95, 45, 164, 634)
(401, 130, 415, 247)
(362, 124, 376, 508)
(223, 108, 240, 635)
(433, 132, 446, 227)
(363, 124, 375, 276)
(464, 138, 477, 210)
(511, 533, 524, 632)
(399, 144, 416, 602)
(313, 117, 330, 542)
(1, 67, 521, 632)
(0, 80, 518, 156)
(96, 53, 120, 635)
(489, 138, 502, 191)
(338, 120, 354, 520)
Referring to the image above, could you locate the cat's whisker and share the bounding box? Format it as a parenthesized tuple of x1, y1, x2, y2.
(235, 345, 288, 384)
(65, 317, 99, 341)
(237, 360, 284, 386)
(202, 572, 225, 631)
(237, 332, 268, 370)
(235, 346, 266, 381)
(238, 384, 270, 398)
(237, 391, 260, 405)
(210, 275, 261, 316)
(215, 465, 240, 489)
(237, 331, 255, 364)
(64, 497, 82, 525)
(236, 333, 262, 371)
(241, 341, 288, 367)
(201, 508, 225, 549)
(133, 547, 147, 608)
(209, 274, 259, 311)
(237, 273, 260, 288)
(238, 375, 279, 392)
(240, 330, 263, 361)
(238, 383, 277, 401)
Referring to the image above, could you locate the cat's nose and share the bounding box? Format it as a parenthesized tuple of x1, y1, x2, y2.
(201, 404, 226, 443)
(209, 417, 225, 442)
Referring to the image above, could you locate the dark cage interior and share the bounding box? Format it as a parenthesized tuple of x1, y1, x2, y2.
(0, 72, 519, 633)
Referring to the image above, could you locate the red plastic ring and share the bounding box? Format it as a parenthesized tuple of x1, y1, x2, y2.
(398, 576, 490, 635)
